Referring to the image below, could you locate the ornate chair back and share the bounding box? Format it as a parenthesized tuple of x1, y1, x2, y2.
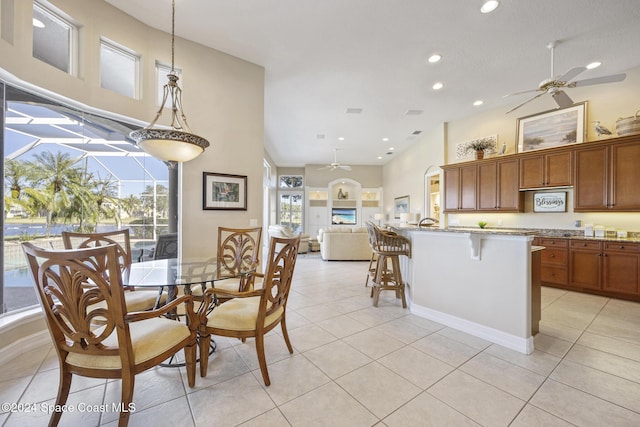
(154, 232, 178, 260)
(216, 226, 262, 283)
(61, 229, 132, 276)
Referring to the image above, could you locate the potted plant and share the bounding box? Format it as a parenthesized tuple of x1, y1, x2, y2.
(465, 138, 495, 160)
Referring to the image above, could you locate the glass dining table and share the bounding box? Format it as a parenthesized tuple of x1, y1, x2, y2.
(126, 256, 256, 309)
(125, 257, 256, 366)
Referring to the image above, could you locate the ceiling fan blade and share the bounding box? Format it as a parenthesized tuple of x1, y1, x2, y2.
(317, 165, 331, 170)
(505, 91, 548, 114)
(503, 88, 540, 98)
(339, 165, 352, 171)
(551, 90, 574, 108)
(567, 73, 626, 88)
(557, 66, 587, 83)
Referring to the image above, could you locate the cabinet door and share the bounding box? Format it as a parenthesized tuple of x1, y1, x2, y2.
(574, 146, 608, 211)
(519, 155, 544, 189)
(603, 243, 640, 295)
(477, 161, 497, 210)
(610, 142, 640, 210)
(570, 250, 601, 289)
(497, 159, 523, 211)
(459, 165, 477, 210)
(443, 167, 460, 211)
(545, 151, 573, 187)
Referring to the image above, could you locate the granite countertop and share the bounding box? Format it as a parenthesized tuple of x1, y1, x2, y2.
(390, 225, 640, 243)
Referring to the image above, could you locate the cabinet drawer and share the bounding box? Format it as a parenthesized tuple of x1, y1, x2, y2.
(541, 248, 568, 265)
(541, 266, 568, 285)
(604, 242, 640, 252)
(539, 238, 568, 248)
(570, 240, 602, 250)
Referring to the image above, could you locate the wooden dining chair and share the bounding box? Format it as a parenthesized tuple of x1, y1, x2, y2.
(22, 242, 198, 427)
(190, 227, 263, 303)
(198, 235, 300, 386)
(62, 229, 165, 311)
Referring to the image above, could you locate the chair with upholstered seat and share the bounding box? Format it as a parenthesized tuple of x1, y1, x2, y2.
(22, 242, 198, 427)
(62, 229, 166, 311)
(364, 221, 379, 289)
(198, 235, 300, 386)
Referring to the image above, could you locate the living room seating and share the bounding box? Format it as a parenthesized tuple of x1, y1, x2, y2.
(268, 224, 309, 253)
(198, 235, 300, 386)
(317, 225, 373, 261)
(62, 229, 165, 312)
(22, 242, 198, 427)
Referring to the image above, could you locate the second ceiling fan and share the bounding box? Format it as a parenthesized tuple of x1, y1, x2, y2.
(318, 148, 352, 171)
(504, 40, 626, 114)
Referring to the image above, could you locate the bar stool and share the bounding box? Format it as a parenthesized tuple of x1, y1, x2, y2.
(370, 224, 411, 308)
(365, 221, 378, 289)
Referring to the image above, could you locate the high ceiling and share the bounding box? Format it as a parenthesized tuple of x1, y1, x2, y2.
(105, 0, 640, 167)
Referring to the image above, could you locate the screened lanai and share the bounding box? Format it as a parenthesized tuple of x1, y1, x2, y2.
(2, 83, 170, 313)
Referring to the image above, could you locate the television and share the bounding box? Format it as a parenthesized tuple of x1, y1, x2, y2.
(331, 208, 357, 225)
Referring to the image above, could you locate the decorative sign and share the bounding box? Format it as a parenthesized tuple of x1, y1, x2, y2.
(533, 192, 567, 213)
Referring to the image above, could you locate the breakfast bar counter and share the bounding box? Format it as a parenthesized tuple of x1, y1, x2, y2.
(392, 226, 541, 354)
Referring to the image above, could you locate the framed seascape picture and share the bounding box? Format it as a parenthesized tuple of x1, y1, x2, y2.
(203, 172, 247, 210)
(516, 102, 586, 153)
(394, 195, 410, 219)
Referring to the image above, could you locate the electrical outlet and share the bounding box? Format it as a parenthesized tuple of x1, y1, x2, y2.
(575, 220, 582, 227)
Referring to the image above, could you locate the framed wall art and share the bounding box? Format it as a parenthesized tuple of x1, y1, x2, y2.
(394, 195, 410, 219)
(203, 172, 247, 210)
(516, 102, 586, 153)
(533, 192, 567, 213)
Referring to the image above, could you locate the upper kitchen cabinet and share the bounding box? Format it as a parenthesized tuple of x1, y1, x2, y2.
(519, 150, 572, 189)
(443, 164, 477, 212)
(574, 138, 640, 211)
(477, 158, 524, 212)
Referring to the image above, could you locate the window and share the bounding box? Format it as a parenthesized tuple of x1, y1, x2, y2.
(2, 83, 169, 315)
(278, 192, 303, 234)
(156, 61, 182, 106)
(100, 38, 140, 98)
(279, 175, 303, 188)
(32, 2, 77, 74)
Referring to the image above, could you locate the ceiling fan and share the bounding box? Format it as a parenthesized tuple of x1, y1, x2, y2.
(318, 148, 352, 171)
(504, 40, 626, 114)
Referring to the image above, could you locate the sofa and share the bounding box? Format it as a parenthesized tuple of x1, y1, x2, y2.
(317, 226, 372, 261)
(268, 225, 310, 253)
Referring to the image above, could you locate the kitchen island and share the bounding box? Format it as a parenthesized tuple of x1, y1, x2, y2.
(393, 226, 541, 354)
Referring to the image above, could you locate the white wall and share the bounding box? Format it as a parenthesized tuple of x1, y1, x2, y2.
(0, 0, 265, 258)
(384, 66, 640, 233)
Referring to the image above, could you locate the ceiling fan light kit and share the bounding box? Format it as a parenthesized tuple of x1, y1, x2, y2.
(505, 40, 626, 114)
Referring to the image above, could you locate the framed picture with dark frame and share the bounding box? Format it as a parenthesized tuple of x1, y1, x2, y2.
(394, 195, 410, 219)
(203, 172, 247, 210)
(516, 102, 587, 153)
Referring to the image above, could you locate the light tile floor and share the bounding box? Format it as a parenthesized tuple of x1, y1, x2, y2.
(2, 253, 640, 426)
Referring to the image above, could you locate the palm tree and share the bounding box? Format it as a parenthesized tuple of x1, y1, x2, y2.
(23, 151, 83, 236)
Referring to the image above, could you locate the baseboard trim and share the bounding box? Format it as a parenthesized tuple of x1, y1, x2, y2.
(410, 302, 534, 354)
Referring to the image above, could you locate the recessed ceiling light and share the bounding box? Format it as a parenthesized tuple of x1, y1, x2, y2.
(473, 100, 484, 106)
(586, 61, 602, 70)
(338, 137, 345, 141)
(432, 82, 444, 90)
(388, 147, 395, 151)
(33, 18, 45, 28)
(382, 137, 389, 142)
(377, 156, 383, 160)
(427, 54, 442, 63)
(480, 1, 500, 14)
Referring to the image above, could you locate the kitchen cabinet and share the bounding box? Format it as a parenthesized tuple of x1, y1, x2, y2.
(569, 240, 602, 290)
(602, 242, 640, 295)
(537, 238, 568, 286)
(443, 164, 477, 212)
(519, 150, 572, 189)
(574, 139, 640, 211)
(477, 158, 523, 212)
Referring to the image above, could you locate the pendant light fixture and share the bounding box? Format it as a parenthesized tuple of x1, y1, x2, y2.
(129, 0, 210, 162)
